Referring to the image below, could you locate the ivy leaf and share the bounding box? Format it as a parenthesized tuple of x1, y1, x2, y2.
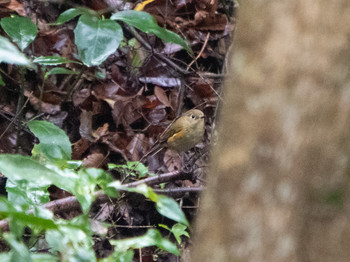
(74, 15, 123, 66)
(0, 155, 61, 186)
(1, 15, 38, 51)
(156, 195, 189, 226)
(55, 7, 97, 25)
(28, 120, 72, 161)
(111, 11, 191, 52)
(0, 36, 29, 65)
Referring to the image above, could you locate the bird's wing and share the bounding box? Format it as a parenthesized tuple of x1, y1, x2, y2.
(159, 118, 184, 144)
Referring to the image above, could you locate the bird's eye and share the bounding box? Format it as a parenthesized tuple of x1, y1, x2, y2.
(191, 114, 195, 119)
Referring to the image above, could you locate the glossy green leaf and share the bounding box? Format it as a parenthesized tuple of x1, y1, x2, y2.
(46, 218, 96, 261)
(33, 56, 80, 65)
(110, 229, 179, 255)
(111, 11, 190, 52)
(159, 223, 189, 244)
(114, 162, 150, 178)
(0, 253, 11, 262)
(0, 36, 29, 65)
(28, 120, 72, 161)
(127, 162, 149, 178)
(31, 254, 57, 262)
(45, 67, 79, 79)
(74, 15, 123, 66)
(10, 212, 57, 230)
(6, 179, 50, 206)
(3, 233, 31, 262)
(73, 168, 107, 212)
(0, 154, 61, 186)
(156, 195, 189, 226)
(1, 15, 38, 50)
(55, 7, 97, 25)
(0, 155, 78, 201)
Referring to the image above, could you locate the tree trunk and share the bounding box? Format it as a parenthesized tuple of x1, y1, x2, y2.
(192, 1, 350, 261)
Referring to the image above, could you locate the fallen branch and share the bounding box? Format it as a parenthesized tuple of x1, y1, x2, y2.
(0, 170, 190, 232)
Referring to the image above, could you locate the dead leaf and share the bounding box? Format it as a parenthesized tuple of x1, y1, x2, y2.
(126, 133, 146, 161)
(82, 153, 107, 168)
(79, 110, 95, 141)
(5, 0, 25, 16)
(154, 86, 172, 108)
(72, 138, 91, 160)
(164, 150, 182, 172)
(24, 90, 60, 115)
(93, 123, 109, 140)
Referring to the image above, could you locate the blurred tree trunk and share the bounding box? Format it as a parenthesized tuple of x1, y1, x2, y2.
(191, 1, 350, 261)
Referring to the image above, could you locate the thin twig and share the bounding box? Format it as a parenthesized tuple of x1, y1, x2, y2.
(0, 95, 31, 141)
(153, 186, 203, 194)
(186, 32, 210, 71)
(126, 25, 189, 76)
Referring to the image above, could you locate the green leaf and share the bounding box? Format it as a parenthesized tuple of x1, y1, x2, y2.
(55, 7, 97, 25)
(10, 212, 57, 230)
(127, 162, 149, 178)
(0, 36, 30, 65)
(108, 183, 188, 226)
(28, 120, 72, 161)
(0, 74, 4, 86)
(3, 233, 31, 262)
(0, 253, 11, 262)
(31, 253, 57, 262)
(44, 67, 79, 79)
(110, 11, 190, 52)
(0, 155, 61, 186)
(74, 15, 123, 66)
(101, 250, 133, 262)
(0, 15, 38, 50)
(0, 155, 78, 200)
(114, 162, 150, 178)
(110, 229, 179, 255)
(159, 223, 189, 244)
(46, 217, 96, 262)
(33, 56, 80, 65)
(156, 195, 189, 226)
(72, 168, 107, 212)
(6, 179, 50, 206)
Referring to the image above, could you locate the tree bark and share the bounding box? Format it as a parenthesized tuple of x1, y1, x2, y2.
(192, 1, 350, 261)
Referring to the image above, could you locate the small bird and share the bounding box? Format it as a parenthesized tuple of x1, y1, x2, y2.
(159, 109, 205, 152)
(144, 109, 205, 159)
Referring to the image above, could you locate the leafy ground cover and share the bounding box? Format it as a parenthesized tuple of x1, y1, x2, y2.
(0, 0, 236, 260)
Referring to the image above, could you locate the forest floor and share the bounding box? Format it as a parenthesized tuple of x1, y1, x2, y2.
(0, 0, 236, 260)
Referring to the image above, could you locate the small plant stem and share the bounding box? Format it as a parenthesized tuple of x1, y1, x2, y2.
(15, 66, 26, 153)
(65, 65, 86, 100)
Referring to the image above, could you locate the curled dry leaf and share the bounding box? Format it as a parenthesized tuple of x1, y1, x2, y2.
(82, 153, 107, 168)
(72, 138, 91, 160)
(4, 0, 26, 16)
(79, 110, 95, 142)
(126, 133, 146, 161)
(93, 123, 109, 140)
(154, 86, 172, 108)
(24, 90, 60, 115)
